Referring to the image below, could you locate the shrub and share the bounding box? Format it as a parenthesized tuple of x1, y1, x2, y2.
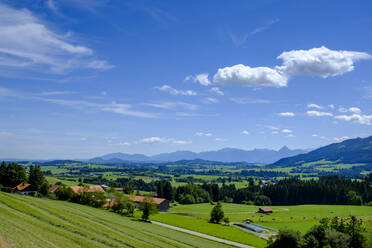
(210, 202, 224, 224)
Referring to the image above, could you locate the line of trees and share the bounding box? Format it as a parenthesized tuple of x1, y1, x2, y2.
(155, 174, 372, 205)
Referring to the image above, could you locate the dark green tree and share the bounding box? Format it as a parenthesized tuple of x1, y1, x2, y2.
(5, 162, 27, 187)
(0, 161, 7, 185)
(140, 196, 158, 221)
(267, 229, 301, 248)
(28, 165, 45, 191)
(210, 202, 224, 223)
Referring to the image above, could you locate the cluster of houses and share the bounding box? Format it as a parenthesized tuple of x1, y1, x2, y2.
(12, 182, 170, 211)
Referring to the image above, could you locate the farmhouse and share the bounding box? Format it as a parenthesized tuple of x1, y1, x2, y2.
(13, 182, 37, 196)
(129, 195, 169, 211)
(259, 207, 273, 214)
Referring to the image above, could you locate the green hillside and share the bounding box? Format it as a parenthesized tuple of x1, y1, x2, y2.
(0, 192, 232, 248)
(270, 135, 372, 167)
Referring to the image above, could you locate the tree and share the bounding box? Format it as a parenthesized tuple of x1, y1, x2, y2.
(324, 229, 350, 248)
(5, 162, 27, 187)
(126, 201, 135, 216)
(55, 186, 76, 201)
(267, 229, 301, 248)
(254, 195, 272, 206)
(28, 165, 46, 191)
(346, 191, 363, 205)
(140, 196, 158, 221)
(0, 161, 6, 185)
(210, 202, 224, 223)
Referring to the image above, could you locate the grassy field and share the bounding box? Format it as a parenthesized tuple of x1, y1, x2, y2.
(0, 192, 233, 248)
(156, 203, 372, 246)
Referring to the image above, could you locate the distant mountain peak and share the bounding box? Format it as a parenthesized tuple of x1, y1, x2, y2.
(279, 146, 290, 152)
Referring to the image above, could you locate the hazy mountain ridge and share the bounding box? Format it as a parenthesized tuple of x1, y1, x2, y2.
(89, 146, 309, 164)
(270, 136, 372, 167)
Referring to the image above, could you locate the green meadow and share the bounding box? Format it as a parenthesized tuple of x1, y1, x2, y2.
(153, 203, 372, 247)
(0, 192, 232, 248)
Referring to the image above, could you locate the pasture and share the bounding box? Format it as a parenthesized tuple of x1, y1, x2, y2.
(0, 192, 233, 248)
(154, 203, 372, 246)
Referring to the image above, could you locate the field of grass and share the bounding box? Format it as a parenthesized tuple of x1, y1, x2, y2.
(159, 203, 372, 246)
(0, 192, 233, 248)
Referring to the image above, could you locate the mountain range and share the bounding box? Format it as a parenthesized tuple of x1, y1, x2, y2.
(89, 146, 309, 164)
(270, 135, 372, 167)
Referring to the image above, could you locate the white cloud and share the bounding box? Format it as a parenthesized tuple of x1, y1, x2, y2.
(335, 114, 372, 125)
(213, 46, 370, 88)
(144, 102, 198, 110)
(210, 87, 224, 95)
(39, 91, 76, 96)
(0, 3, 113, 73)
(349, 107, 361, 113)
(264, 125, 279, 130)
(215, 138, 227, 141)
(119, 142, 130, 146)
(137, 137, 191, 145)
(307, 103, 323, 109)
(204, 97, 219, 104)
(281, 129, 292, 133)
(329, 104, 335, 109)
(287, 134, 295, 138)
(277, 46, 371, 77)
(306, 110, 333, 117)
(185, 73, 211, 86)
(213, 64, 288, 87)
(241, 130, 249, 135)
(278, 112, 295, 117)
(155, 85, 197, 96)
(333, 136, 350, 142)
(230, 97, 271, 104)
(312, 134, 318, 137)
(43, 98, 157, 118)
(196, 132, 213, 137)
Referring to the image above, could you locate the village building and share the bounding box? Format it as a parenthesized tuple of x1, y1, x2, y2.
(13, 182, 37, 196)
(129, 195, 169, 211)
(258, 207, 273, 214)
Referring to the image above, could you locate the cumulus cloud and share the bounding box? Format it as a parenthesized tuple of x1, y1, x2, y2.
(307, 103, 323, 109)
(204, 97, 219, 104)
(335, 114, 372, 125)
(278, 112, 295, 117)
(137, 137, 191, 145)
(196, 132, 213, 137)
(155, 85, 197, 96)
(306, 110, 333, 117)
(277, 46, 371, 78)
(185, 73, 211, 86)
(213, 64, 288, 87)
(0, 3, 113, 73)
(281, 129, 292, 133)
(349, 107, 361, 113)
(241, 130, 249, 135)
(210, 87, 224, 95)
(333, 136, 350, 142)
(213, 47, 370, 88)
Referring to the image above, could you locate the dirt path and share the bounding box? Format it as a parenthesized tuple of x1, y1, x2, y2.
(151, 221, 257, 248)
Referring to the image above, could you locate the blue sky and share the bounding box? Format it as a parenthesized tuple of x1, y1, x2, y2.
(0, 0, 372, 159)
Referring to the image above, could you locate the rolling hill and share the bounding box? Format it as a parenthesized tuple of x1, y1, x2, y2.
(0, 192, 232, 248)
(270, 135, 372, 167)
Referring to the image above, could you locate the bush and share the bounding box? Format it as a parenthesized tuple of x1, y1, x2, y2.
(1, 187, 12, 193)
(254, 195, 271, 206)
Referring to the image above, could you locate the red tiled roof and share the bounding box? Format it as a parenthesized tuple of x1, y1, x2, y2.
(70, 185, 105, 195)
(259, 207, 272, 212)
(13, 182, 32, 191)
(49, 184, 60, 194)
(129, 195, 167, 205)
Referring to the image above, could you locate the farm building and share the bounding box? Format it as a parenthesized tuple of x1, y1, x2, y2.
(129, 195, 169, 211)
(13, 182, 37, 196)
(258, 207, 273, 214)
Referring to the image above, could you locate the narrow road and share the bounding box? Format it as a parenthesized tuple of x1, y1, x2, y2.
(151, 221, 257, 248)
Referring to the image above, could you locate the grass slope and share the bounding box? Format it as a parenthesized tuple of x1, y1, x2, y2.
(0, 192, 232, 248)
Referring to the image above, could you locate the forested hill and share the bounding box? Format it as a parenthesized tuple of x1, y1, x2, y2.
(270, 135, 372, 167)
